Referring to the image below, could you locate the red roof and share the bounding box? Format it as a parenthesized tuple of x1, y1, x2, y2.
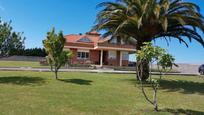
(64, 31, 136, 51)
(64, 31, 103, 44)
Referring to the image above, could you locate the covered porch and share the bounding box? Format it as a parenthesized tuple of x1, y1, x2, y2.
(95, 42, 136, 67)
(98, 49, 134, 67)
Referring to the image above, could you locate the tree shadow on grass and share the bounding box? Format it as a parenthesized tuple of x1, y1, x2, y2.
(159, 79, 204, 94)
(122, 78, 204, 94)
(0, 76, 46, 86)
(58, 79, 93, 85)
(161, 108, 204, 115)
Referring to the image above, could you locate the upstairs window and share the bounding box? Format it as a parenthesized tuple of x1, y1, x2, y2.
(77, 37, 92, 43)
(122, 52, 129, 60)
(109, 37, 124, 44)
(109, 38, 117, 44)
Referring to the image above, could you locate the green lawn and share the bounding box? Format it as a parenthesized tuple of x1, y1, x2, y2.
(0, 71, 203, 115)
(0, 61, 49, 68)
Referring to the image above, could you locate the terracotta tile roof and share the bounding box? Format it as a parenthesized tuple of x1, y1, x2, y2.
(64, 34, 82, 43)
(64, 32, 135, 51)
(64, 32, 105, 44)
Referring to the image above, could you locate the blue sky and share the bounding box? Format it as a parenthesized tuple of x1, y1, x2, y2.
(0, 0, 203, 64)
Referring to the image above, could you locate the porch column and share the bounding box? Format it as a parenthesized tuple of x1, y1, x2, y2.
(119, 51, 122, 67)
(100, 50, 103, 67)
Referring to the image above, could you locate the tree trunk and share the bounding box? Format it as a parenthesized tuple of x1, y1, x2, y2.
(137, 59, 159, 112)
(153, 88, 158, 111)
(136, 59, 150, 81)
(54, 68, 58, 80)
(136, 41, 150, 81)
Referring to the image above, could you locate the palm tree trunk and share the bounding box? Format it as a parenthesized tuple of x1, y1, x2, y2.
(136, 42, 150, 81)
(136, 60, 149, 80)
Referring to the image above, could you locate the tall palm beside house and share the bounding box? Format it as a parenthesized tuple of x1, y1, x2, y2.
(94, 0, 204, 80)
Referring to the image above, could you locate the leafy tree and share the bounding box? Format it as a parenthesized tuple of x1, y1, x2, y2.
(0, 19, 25, 56)
(43, 28, 72, 79)
(137, 42, 176, 111)
(94, 0, 204, 80)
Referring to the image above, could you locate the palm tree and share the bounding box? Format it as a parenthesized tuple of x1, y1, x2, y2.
(94, 0, 204, 80)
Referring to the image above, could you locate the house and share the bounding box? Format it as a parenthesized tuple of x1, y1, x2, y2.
(64, 31, 136, 67)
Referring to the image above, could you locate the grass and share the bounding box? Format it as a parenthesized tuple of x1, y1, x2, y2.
(0, 61, 49, 68)
(0, 71, 203, 115)
(0, 61, 92, 69)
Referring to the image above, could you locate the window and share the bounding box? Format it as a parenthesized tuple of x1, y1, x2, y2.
(77, 52, 89, 59)
(121, 39, 125, 45)
(77, 37, 92, 43)
(109, 37, 117, 44)
(108, 51, 116, 59)
(122, 52, 129, 60)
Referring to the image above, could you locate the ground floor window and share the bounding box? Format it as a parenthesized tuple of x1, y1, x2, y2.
(77, 52, 89, 59)
(108, 51, 116, 59)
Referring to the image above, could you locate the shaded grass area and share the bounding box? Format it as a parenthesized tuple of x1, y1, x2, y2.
(0, 71, 203, 115)
(159, 79, 204, 94)
(58, 79, 93, 85)
(0, 76, 45, 86)
(124, 76, 204, 94)
(161, 108, 204, 115)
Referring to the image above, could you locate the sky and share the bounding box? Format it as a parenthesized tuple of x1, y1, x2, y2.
(0, 0, 203, 64)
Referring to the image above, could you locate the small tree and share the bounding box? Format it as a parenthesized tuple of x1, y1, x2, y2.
(137, 42, 175, 111)
(43, 28, 72, 79)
